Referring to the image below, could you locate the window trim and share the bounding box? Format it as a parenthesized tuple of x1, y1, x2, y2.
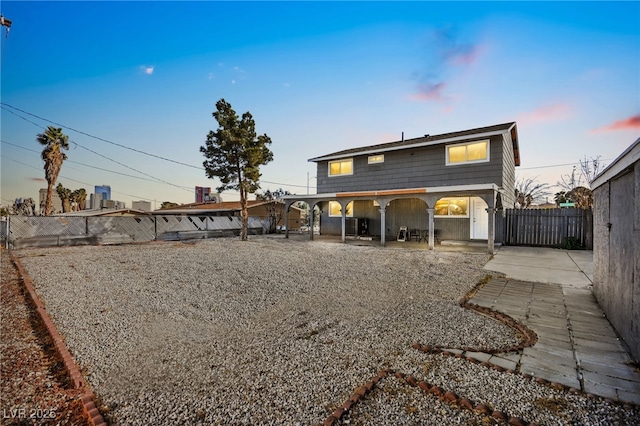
(445, 140, 490, 166)
(328, 201, 354, 217)
(434, 197, 470, 218)
(368, 154, 384, 164)
(328, 158, 354, 176)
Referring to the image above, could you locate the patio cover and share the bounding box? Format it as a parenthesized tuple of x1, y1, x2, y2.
(283, 183, 502, 254)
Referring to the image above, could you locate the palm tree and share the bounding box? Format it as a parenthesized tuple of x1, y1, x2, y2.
(56, 183, 72, 213)
(71, 188, 87, 211)
(554, 191, 568, 206)
(37, 126, 69, 215)
(514, 177, 551, 209)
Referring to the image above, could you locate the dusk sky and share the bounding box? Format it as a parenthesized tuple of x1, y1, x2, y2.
(1, 1, 639, 210)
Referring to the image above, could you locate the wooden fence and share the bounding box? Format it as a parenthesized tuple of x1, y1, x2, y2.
(503, 208, 593, 249)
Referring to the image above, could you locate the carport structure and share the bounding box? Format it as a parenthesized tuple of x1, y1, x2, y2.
(283, 183, 502, 254)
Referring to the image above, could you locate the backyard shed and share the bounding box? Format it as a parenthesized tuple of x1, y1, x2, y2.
(591, 137, 640, 362)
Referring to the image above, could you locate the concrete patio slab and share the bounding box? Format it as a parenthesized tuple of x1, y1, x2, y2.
(473, 246, 640, 405)
(484, 246, 593, 289)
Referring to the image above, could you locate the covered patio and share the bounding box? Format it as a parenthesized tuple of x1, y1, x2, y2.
(283, 184, 503, 254)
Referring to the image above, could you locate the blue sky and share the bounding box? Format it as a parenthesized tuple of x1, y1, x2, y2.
(1, 1, 639, 210)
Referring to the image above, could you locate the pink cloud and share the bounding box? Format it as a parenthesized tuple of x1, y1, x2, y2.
(591, 114, 640, 133)
(376, 132, 402, 143)
(410, 82, 447, 102)
(517, 103, 573, 125)
(29, 177, 46, 183)
(446, 44, 483, 67)
(408, 29, 485, 103)
(431, 26, 484, 68)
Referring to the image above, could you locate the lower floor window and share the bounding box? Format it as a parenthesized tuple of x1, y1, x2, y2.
(329, 201, 353, 217)
(434, 197, 469, 217)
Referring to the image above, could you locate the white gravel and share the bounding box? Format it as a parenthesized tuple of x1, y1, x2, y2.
(13, 236, 640, 425)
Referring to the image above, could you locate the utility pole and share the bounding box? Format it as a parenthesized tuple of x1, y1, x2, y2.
(306, 172, 316, 195)
(0, 15, 11, 37)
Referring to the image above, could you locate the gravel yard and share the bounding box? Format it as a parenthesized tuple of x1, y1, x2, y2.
(10, 236, 640, 425)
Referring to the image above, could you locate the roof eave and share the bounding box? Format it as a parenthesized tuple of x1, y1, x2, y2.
(308, 124, 518, 163)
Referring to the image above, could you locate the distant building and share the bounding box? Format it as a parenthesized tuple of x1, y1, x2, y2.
(89, 185, 125, 209)
(89, 192, 103, 209)
(195, 186, 222, 203)
(95, 185, 111, 201)
(132, 200, 152, 212)
(39, 188, 63, 214)
(102, 200, 126, 209)
(196, 186, 210, 203)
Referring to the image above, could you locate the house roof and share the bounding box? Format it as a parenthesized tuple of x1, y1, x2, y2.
(53, 208, 151, 217)
(154, 200, 304, 214)
(157, 200, 262, 211)
(591, 137, 640, 190)
(309, 122, 520, 166)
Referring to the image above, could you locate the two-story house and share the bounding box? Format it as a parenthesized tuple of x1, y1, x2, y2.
(284, 122, 520, 253)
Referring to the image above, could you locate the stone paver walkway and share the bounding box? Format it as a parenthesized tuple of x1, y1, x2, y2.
(470, 277, 640, 405)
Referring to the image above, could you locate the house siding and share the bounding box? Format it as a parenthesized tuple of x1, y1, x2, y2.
(501, 133, 517, 208)
(316, 135, 506, 194)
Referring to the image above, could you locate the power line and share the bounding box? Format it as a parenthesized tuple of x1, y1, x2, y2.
(1, 140, 188, 187)
(519, 162, 579, 170)
(2, 139, 310, 196)
(260, 179, 310, 189)
(1, 102, 203, 169)
(1, 108, 193, 192)
(1, 103, 312, 191)
(2, 145, 244, 202)
(1, 155, 158, 202)
(519, 159, 612, 171)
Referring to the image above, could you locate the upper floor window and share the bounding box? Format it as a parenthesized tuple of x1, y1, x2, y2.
(328, 158, 353, 176)
(446, 140, 489, 165)
(368, 154, 384, 164)
(329, 201, 353, 217)
(434, 197, 469, 217)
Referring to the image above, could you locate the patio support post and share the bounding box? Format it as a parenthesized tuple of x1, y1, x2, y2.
(486, 207, 496, 254)
(427, 208, 435, 250)
(309, 203, 315, 241)
(379, 204, 387, 246)
(284, 203, 290, 239)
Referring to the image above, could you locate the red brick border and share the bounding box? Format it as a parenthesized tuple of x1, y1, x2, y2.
(323, 367, 535, 426)
(323, 275, 640, 424)
(10, 252, 107, 426)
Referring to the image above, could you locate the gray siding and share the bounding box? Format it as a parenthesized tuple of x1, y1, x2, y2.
(316, 135, 508, 194)
(501, 133, 517, 208)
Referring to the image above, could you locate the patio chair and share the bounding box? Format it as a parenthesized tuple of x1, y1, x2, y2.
(419, 229, 440, 244)
(397, 226, 408, 242)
